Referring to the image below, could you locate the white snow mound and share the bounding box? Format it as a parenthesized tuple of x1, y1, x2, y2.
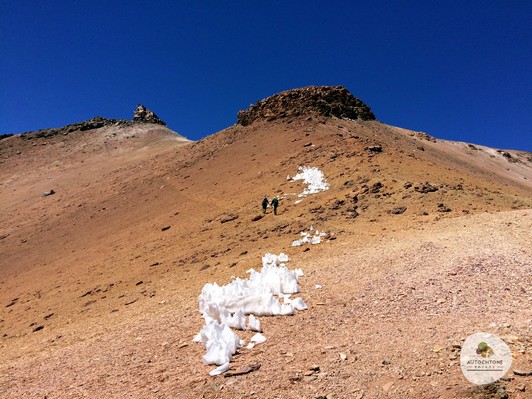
(292, 227, 328, 247)
(292, 166, 329, 197)
(196, 253, 307, 367)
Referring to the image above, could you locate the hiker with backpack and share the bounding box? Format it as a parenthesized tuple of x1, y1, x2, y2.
(262, 197, 269, 213)
(271, 196, 279, 215)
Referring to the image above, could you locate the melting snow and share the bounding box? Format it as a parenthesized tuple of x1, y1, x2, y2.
(292, 166, 329, 197)
(292, 226, 328, 246)
(195, 253, 307, 371)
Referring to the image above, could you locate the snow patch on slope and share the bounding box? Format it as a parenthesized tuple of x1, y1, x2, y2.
(292, 226, 328, 247)
(195, 253, 307, 370)
(292, 166, 329, 197)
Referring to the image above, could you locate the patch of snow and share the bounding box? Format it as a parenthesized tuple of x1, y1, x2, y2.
(292, 166, 329, 197)
(251, 333, 267, 344)
(197, 319, 244, 366)
(248, 314, 261, 332)
(209, 362, 230, 376)
(195, 253, 307, 368)
(292, 227, 328, 247)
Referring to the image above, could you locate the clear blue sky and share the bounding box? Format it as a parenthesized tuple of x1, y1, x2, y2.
(1, 1, 531, 150)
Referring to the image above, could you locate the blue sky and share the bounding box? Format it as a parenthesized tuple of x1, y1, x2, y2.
(1, 1, 531, 150)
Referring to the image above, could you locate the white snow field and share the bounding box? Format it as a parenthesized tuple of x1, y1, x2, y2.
(194, 253, 307, 373)
(292, 166, 329, 197)
(291, 226, 328, 247)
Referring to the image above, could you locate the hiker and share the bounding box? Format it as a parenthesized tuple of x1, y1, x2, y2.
(262, 197, 269, 213)
(271, 196, 279, 215)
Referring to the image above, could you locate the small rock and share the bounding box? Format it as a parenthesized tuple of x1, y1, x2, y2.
(513, 369, 532, 377)
(368, 145, 382, 153)
(5, 298, 19, 308)
(220, 214, 239, 223)
(437, 204, 452, 212)
(390, 206, 407, 215)
(161, 225, 171, 231)
(339, 352, 347, 361)
(251, 215, 263, 222)
(224, 363, 261, 377)
(42, 190, 55, 197)
(414, 182, 438, 193)
(303, 142, 313, 147)
(370, 182, 383, 193)
(33, 325, 44, 332)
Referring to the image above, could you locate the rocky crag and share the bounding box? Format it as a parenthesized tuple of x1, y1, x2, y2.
(18, 104, 165, 141)
(237, 85, 376, 126)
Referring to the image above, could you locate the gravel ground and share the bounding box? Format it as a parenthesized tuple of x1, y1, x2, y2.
(1, 210, 530, 398)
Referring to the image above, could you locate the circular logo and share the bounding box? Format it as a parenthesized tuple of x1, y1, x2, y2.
(460, 332, 512, 385)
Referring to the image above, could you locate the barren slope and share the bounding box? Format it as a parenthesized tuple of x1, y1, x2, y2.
(1, 102, 531, 398)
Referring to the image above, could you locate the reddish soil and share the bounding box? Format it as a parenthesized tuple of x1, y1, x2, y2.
(1, 116, 531, 398)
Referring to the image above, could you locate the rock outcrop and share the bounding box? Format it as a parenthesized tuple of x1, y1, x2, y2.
(237, 85, 376, 126)
(19, 105, 166, 140)
(133, 104, 166, 125)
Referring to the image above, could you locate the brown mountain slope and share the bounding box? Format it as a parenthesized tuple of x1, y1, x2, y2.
(1, 89, 531, 398)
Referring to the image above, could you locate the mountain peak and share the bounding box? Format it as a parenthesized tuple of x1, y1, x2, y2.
(133, 104, 166, 126)
(237, 85, 376, 126)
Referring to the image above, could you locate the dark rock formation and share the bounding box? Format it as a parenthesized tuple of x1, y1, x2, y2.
(0, 134, 14, 141)
(20, 117, 134, 140)
(133, 104, 166, 125)
(237, 85, 376, 126)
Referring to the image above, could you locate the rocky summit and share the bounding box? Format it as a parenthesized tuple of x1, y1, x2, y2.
(133, 104, 166, 125)
(237, 85, 376, 126)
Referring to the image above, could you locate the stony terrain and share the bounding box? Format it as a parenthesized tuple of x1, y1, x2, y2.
(0, 88, 531, 398)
